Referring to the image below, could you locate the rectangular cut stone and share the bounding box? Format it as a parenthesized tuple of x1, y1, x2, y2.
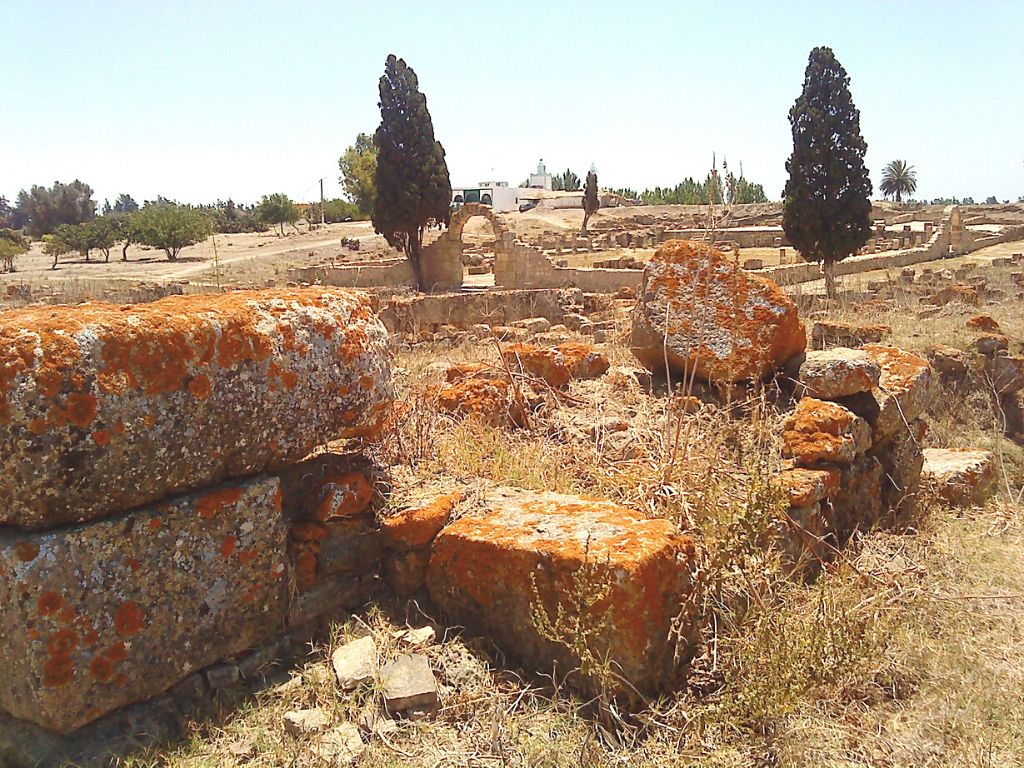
(426, 488, 697, 698)
(0, 289, 394, 530)
(0, 476, 288, 732)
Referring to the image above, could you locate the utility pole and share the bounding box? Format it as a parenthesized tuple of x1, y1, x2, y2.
(320, 178, 326, 227)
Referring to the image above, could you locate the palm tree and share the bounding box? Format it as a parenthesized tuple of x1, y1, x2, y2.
(880, 160, 917, 202)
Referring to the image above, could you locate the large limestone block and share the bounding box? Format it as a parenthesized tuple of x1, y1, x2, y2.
(811, 320, 890, 349)
(629, 240, 805, 383)
(922, 448, 997, 506)
(0, 476, 288, 732)
(796, 348, 880, 400)
(427, 488, 697, 697)
(0, 289, 394, 530)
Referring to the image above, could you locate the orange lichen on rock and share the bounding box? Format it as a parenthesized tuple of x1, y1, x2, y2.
(967, 315, 1001, 333)
(782, 398, 870, 466)
(427, 488, 698, 697)
(776, 467, 841, 507)
(629, 240, 806, 383)
(433, 378, 527, 428)
(311, 472, 373, 521)
(197, 487, 245, 519)
(0, 288, 394, 530)
(858, 345, 939, 440)
(38, 591, 64, 616)
(187, 374, 212, 399)
(501, 342, 610, 388)
(0, 475, 289, 733)
(444, 362, 504, 383)
(113, 602, 145, 637)
(15, 541, 40, 562)
(381, 490, 465, 550)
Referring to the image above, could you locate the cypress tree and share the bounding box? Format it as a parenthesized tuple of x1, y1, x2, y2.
(783, 46, 872, 299)
(372, 55, 452, 291)
(581, 169, 599, 233)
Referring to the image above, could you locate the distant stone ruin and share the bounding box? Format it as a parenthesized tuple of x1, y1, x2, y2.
(287, 205, 1024, 298)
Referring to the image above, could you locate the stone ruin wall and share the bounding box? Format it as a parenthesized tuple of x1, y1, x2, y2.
(0, 290, 395, 733)
(287, 206, 1021, 297)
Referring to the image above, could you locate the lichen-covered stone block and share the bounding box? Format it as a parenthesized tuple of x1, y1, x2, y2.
(857, 345, 938, 441)
(426, 488, 697, 697)
(796, 347, 880, 400)
(0, 289, 394, 529)
(922, 448, 997, 506)
(0, 476, 288, 732)
(782, 398, 871, 466)
(629, 240, 806, 383)
(500, 342, 610, 388)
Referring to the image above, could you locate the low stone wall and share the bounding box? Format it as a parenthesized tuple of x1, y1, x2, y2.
(0, 290, 394, 733)
(661, 227, 784, 248)
(754, 218, 1024, 287)
(494, 236, 643, 293)
(378, 288, 584, 335)
(288, 259, 416, 289)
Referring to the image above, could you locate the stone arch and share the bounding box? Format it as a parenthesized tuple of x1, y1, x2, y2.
(447, 202, 510, 242)
(419, 203, 511, 291)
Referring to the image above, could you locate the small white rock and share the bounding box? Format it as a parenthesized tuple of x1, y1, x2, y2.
(283, 708, 330, 736)
(332, 635, 378, 691)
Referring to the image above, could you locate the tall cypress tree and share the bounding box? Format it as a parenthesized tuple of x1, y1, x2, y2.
(581, 169, 599, 233)
(372, 55, 452, 291)
(783, 47, 872, 299)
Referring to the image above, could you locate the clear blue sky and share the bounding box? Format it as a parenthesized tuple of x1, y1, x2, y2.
(2, 0, 1021, 206)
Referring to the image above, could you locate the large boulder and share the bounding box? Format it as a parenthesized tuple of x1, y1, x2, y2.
(0, 290, 394, 530)
(629, 240, 805, 383)
(0, 476, 288, 732)
(427, 488, 697, 697)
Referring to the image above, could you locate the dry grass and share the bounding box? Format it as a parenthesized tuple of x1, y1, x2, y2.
(137, 504, 1024, 768)
(28, 239, 1015, 766)
(126, 310, 1024, 767)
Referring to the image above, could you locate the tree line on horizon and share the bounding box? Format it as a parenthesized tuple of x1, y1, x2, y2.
(0, 184, 369, 271)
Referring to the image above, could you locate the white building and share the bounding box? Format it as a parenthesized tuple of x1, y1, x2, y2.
(450, 180, 523, 213)
(528, 159, 552, 191)
(450, 160, 557, 213)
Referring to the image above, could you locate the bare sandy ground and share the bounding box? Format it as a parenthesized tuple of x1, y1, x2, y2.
(2, 203, 1018, 298)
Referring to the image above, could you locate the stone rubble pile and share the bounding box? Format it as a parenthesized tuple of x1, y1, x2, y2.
(779, 342, 950, 569)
